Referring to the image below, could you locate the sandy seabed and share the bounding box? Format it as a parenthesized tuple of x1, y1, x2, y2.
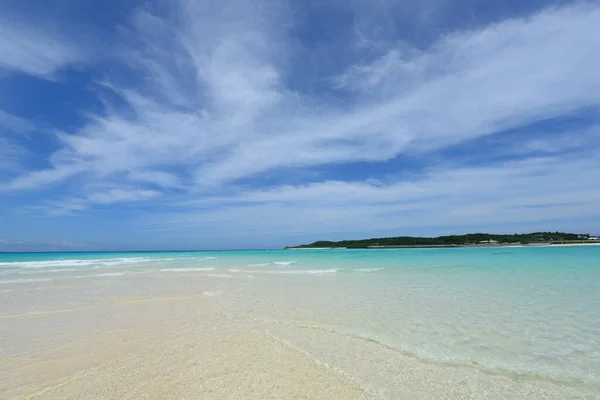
(1, 272, 593, 400)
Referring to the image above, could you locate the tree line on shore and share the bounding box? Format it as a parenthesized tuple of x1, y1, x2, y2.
(288, 232, 589, 249)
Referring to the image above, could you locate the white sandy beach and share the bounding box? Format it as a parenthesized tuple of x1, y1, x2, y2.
(548, 242, 600, 246)
(2, 268, 594, 400)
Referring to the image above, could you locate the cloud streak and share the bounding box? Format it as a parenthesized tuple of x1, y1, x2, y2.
(0, 0, 599, 247)
(0, 111, 34, 134)
(152, 150, 600, 237)
(5, 2, 599, 191)
(0, 137, 28, 172)
(0, 18, 83, 78)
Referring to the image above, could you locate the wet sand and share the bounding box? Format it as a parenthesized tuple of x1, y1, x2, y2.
(1, 273, 376, 400)
(1, 272, 593, 399)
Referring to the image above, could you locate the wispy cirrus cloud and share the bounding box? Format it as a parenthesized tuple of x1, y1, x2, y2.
(39, 188, 162, 216)
(0, 0, 599, 247)
(4, 2, 599, 192)
(0, 238, 25, 245)
(0, 238, 95, 252)
(88, 188, 160, 205)
(0, 110, 34, 134)
(148, 151, 600, 242)
(0, 137, 28, 172)
(0, 17, 83, 78)
(3, 165, 85, 190)
(0, 10, 84, 179)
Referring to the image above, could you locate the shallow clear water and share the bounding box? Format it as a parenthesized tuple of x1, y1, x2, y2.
(2, 246, 599, 390)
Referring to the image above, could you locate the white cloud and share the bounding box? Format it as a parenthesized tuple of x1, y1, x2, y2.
(2, 0, 293, 191)
(0, 18, 83, 78)
(87, 188, 160, 205)
(202, 154, 599, 209)
(0, 111, 34, 172)
(1, 0, 599, 232)
(0, 238, 24, 245)
(128, 170, 182, 189)
(0, 15, 80, 176)
(0, 110, 34, 133)
(50, 240, 91, 248)
(0, 238, 94, 251)
(191, 2, 600, 182)
(0, 137, 28, 172)
(39, 187, 162, 215)
(146, 151, 600, 239)
(2, 165, 84, 190)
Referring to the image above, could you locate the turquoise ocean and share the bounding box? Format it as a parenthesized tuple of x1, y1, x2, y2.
(2, 246, 599, 394)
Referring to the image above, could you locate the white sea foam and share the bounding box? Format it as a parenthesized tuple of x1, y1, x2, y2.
(97, 258, 148, 266)
(203, 290, 222, 297)
(351, 268, 385, 272)
(246, 261, 297, 267)
(94, 272, 130, 277)
(229, 268, 338, 275)
(0, 257, 148, 269)
(159, 267, 216, 273)
(277, 269, 337, 275)
(230, 268, 382, 275)
(18, 268, 75, 274)
(0, 278, 52, 284)
(203, 273, 232, 278)
(0, 256, 218, 270)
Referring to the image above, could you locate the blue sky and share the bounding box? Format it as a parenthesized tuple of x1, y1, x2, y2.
(1, 0, 599, 251)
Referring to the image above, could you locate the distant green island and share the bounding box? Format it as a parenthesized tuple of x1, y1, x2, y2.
(286, 232, 599, 249)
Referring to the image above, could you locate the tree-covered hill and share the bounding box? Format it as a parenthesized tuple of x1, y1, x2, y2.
(287, 232, 589, 249)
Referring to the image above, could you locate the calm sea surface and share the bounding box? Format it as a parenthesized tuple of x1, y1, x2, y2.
(2, 246, 599, 394)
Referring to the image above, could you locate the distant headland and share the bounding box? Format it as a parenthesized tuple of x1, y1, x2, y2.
(285, 232, 600, 249)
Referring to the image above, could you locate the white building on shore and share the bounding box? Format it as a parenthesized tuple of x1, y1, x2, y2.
(479, 239, 499, 244)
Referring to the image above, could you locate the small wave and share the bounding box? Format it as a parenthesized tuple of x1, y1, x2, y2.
(159, 267, 216, 273)
(18, 268, 75, 274)
(260, 319, 599, 386)
(0, 256, 216, 270)
(351, 268, 385, 272)
(229, 268, 338, 275)
(278, 269, 337, 275)
(0, 257, 148, 269)
(203, 273, 232, 278)
(0, 278, 52, 284)
(273, 261, 297, 266)
(99, 258, 148, 266)
(204, 256, 219, 260)
(94, 272, 130, 277)
(203, 290, 222, 297)
(248, 263, 271, 267)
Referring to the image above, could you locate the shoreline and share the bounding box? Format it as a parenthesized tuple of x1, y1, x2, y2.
(2, 250, 599, 399)
(286, 242, 600, 250)
(285, 247, 341, 250)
